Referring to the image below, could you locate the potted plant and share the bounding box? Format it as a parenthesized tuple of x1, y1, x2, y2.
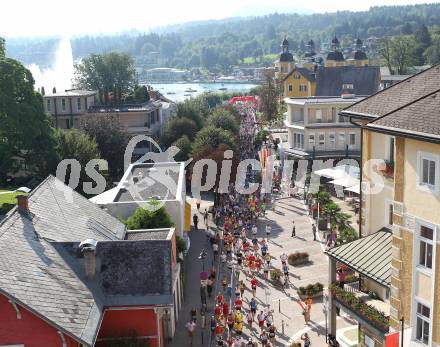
(376, 160, 394, 178)
(288, 252, 309, 266)
(297, 282, 324, 300)
(270, 268, 283, 283)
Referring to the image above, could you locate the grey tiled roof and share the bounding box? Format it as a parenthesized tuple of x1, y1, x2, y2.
(0, 176, 174, 345)
(315, 66, 380, 97)
(29, 175, 126, 241)
(326, 230, 392, 286)
(369, 90, 440, 139)
(0, 213, 102, 346)
(342, 65, 440, 118)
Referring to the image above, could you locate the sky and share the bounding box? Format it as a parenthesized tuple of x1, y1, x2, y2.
(0, 0, 433, 38)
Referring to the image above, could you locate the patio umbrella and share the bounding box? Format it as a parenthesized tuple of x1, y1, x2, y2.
(314, 165, 360, 180)
(344, 184, 360, 194)
(329, 176, 360, 188)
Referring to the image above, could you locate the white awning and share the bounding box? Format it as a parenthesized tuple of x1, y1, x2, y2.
(344, 184, 360, 194)
(314, 165, 360, 180)
(329, 176, 360, 188)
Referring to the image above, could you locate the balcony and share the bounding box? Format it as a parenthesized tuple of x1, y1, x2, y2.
(330, 282, 390, 334)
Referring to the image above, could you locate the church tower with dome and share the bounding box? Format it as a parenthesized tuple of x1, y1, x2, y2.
(274, 36, 295, 80)
(325, 35, 346, 67)
(352, 38, 369, 66)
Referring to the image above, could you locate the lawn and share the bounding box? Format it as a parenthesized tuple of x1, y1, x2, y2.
(0, 189, 26, 214)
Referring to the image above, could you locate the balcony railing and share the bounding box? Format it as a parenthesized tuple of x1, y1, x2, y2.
(330, 283, 390, 334)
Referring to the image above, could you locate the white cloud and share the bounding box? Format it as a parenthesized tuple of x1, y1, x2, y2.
(0, 0, 431, 38)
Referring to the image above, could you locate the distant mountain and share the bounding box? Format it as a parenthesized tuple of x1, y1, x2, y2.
(5, 3, 440, 73)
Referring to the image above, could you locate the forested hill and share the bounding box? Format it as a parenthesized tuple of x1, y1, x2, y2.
(5, 3, 440, 71)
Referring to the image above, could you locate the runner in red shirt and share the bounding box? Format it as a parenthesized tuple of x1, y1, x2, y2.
(250, 276, 258, 297)
(222, 302, 229, 321)
(235, 297, 243, 310)
(214, 305, 222, 321)
(216, 292, 224, 305)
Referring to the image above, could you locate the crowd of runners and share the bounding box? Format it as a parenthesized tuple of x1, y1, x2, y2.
(184, 104, 328, 347)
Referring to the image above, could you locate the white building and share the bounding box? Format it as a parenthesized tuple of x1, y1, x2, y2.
(90, 162, 188, 236)
(283, 95, 364, 161)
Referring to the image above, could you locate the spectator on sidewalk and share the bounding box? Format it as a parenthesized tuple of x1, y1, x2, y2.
(312, 223, 317, 241)
(301, 333, 311, 347)
(193, 214, 199, 230)
(291, 220, 296, 237)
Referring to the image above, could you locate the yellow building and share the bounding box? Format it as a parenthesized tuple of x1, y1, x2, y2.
(274, 37, 294, 81)
(282, 67, 317, 98)
(325, 35, 346, 67)
(327, 65, 440, 347)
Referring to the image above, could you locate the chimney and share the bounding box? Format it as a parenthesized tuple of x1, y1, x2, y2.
(16, 195, 29, 213)
(79, 239, 98, 280)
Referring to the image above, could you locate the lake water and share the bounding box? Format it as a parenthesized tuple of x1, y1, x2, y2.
(149, 82, 259, 102)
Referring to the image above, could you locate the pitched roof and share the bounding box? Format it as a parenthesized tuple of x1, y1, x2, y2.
(0, 211, 102, 346)
(341, 64, 440, 119)
(368, 89, 440, 141)
(0, 176, 173, 345)
(27, 175, 126, 241)
(315, 66, 380, 97)
(283, 67, 316, 83)
(326, 230, 392, 287)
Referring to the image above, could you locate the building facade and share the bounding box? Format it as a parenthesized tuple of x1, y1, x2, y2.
(284, 96, 363, 161)
(327, 65, 440, 347)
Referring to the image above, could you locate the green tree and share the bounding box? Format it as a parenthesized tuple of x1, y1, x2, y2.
(172, 135, 192, 162)
(52, 128, 102, 196)
(424, 40, 440, 65)
(207, 108, 239, 134)
(73, 52, 136, 104)
(0, 48, 55, 182)
(415, 24, 432, 48)
(125, 202, 174, 230)
(124, 85, 150, 103)
(259, 75, 280, 123)
(0, 37, 5, 58)
(175, 99, 207, 129)
(162, 117, 198, 147)
(191, 126, 237, 156)
(380, 36, 417, 74)
(80, 114, 129, 181)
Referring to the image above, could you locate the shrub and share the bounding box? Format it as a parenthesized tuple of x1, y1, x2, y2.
(125, 201, 174, 230)
(288, 252, 309, 265)
(270, 268, 283, 281)
(176, 235, 187, 254)
(298, 282, 324, 296)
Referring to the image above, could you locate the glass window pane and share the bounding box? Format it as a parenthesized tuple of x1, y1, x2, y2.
(426, 243, 433, 269)
(421, 226, 433, 240)
(420, 241, 426, 266)
(423, 159, 429, 183)
(423, 321, 429, 344)
(417, 317, 423, 340)
(429, 160, 435, 185)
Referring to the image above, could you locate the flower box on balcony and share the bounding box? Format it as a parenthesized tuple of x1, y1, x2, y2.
(298, 282, 324, 300)
(376, 160, 394, 179)
(330, 283, 389, 333)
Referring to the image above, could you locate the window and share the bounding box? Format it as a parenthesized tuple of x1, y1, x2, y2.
(46, 99, 51, 111)
(288, 84, 293, 92)
(293, 133, 304, 149)
(299, 84, 307, 92)
(65, 119, 70, 129)
(339, 132, 346, 147)
(293, 74, 301, 80)
(318, 133, 325, 146)
(316, 109, 322, 123)
(309, 134, 315, 146)
(349, 133, 356, 146)
(77, 98, 81, 111)
(329, 133, 335, 147)
(419, 225, 433, 269)
(342, 83, 354, 90)
(61, 98, 66, 112)
(387, 137, 395, 163)
(364, 335, 375, 347)
(388, 203, 394, 227)
(417, 152, 439, 192)
(416, 302, 430, 345)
